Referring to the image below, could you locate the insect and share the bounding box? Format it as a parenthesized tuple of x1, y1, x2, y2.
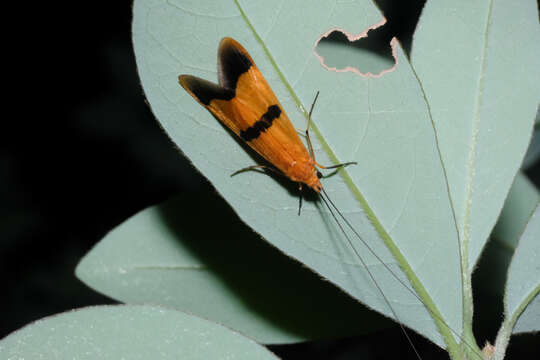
(179, 37, 353, 214)
(178, 37, 481, 360)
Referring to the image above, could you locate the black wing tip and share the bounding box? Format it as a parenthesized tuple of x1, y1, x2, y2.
(178, 74, 234, 105)
(179, 37, 252, 104)
(218, 37, 253, 90)
(178, 74, 193, 87)
(219, 37, 236, 48)
(219, 37, 245, 51)
(178, 74, 202, 97)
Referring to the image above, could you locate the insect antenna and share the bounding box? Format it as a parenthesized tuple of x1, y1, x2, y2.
(304, 90, 482, 359)
(318, 188, 422, 360)
(319, 187, 484, 360)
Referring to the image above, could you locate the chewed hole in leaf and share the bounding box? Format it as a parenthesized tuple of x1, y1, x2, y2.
(315, 29, 395, 77)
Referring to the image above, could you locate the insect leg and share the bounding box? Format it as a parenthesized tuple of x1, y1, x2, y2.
(231, 165, 273, 177)
(298, 183, 303, 216)
(316, 161, 357, 170)
(304, 91, 320, 161)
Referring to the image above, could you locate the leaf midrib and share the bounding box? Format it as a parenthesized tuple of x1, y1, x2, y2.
(463, 0, 494, 272)
(234, 0, 457, 351)
(459, 2, 495, 357)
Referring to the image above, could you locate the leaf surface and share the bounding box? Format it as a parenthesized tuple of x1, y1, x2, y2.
(76, 194, 389, 344)
(411, 0, 540, 271)
(131, 0, 469, 348)
(0, 305, 277, 360)
(132, 0, 540, 350)
(505, 203, 540, 333)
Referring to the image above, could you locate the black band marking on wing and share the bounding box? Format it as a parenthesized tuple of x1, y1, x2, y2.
(240, 105, 281, 141)
(179, 75, 234, 106)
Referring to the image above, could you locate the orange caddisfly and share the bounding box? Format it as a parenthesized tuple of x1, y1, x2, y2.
(179, 37, 353, 210)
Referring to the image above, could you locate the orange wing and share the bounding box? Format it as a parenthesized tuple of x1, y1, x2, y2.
(179, 37, 321, 192)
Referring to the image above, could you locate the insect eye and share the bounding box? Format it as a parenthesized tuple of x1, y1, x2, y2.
(317, 170, 323, 179)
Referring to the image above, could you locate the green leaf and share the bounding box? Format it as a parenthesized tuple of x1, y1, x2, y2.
(505, 202, 540, 334)
(474, 173, 540, 301)
(134, 0, 462, 349)
(492, 203, 540, 359)
(76, 194, 390, 344)
(411, 1, 539, 356)
(493, 173, 540, 251)
(0, 305, 277, 360)
(411, 1, 540, 272)
(132, 0, 540, 356)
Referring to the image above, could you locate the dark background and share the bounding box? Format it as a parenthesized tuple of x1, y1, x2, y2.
(2, 1, 539, 359)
